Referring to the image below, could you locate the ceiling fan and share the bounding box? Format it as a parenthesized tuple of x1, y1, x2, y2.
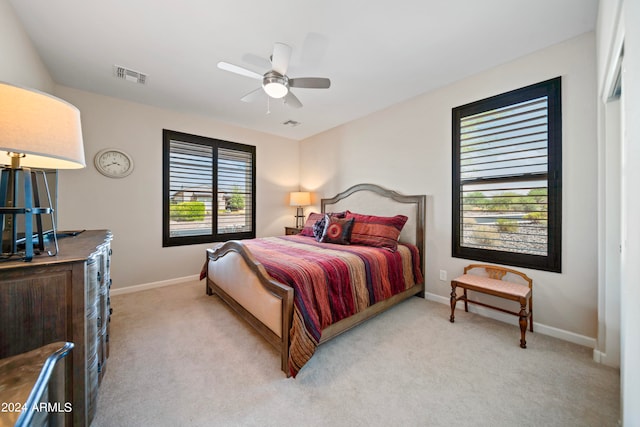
(217, 42, 331, 109)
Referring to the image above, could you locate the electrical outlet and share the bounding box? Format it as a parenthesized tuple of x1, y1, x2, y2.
(439, 270, 447, 281)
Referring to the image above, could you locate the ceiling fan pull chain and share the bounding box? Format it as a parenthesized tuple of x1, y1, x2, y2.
(266, 95, 271, 114)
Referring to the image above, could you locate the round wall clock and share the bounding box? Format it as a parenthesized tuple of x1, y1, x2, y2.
(94, 148, 134, 178)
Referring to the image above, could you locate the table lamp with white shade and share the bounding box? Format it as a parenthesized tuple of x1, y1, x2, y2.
(0, 81, 85, 261)
(289, 191, 311, 229)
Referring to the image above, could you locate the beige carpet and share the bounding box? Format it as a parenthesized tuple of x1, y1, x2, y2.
(91, 280, 620, 427)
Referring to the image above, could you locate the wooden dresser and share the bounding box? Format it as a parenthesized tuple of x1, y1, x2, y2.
(0, 230, 113, 426)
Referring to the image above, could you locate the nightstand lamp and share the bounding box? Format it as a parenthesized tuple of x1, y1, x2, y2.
(0, 81, 85, 261)
(289, 191, 310, 229)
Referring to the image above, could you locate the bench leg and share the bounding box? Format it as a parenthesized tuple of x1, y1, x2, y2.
(518, 299, 528, 349)
(449, 283, 457, 323)
(529, 296, 534, 332)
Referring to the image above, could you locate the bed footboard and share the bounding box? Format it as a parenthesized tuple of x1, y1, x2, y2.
(206, 241, 294, 374)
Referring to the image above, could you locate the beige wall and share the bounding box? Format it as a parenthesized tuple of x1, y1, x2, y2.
(0, 0, 53, 91)
(54, 86, 300, 289)
(301, 32, 599, 342)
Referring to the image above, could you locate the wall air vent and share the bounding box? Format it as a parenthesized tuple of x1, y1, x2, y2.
(282, 120, 300, 127)
(113, 65, 147, 84)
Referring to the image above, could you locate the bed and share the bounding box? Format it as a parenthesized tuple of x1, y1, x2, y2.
(204, 183, 426, 377)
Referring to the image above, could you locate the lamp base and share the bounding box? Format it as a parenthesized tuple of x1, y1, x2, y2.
(0, 166, 58, 262)
(295, 206, 305, 229)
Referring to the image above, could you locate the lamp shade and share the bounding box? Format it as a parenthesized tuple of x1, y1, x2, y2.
(289, 191, 310, 207)
(0, 82, 85, 169)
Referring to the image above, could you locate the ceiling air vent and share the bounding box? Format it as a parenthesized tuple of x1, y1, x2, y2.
(113, 65, 147, 84)
(282, 120, 300, 127)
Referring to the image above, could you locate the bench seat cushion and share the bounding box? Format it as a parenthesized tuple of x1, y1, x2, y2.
(453, 274, 531, 299)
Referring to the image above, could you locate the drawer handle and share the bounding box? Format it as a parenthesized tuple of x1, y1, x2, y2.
(97, 271, 101, 282)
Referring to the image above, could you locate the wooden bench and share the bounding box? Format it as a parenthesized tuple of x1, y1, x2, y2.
(449, 264, 533, 348)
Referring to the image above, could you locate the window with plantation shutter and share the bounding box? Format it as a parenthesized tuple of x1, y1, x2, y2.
(162, 129, 256, 247)
(452, 77, 562, 272)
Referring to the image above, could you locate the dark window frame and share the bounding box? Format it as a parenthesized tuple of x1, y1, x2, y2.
(162, 129, 256, 247)
(452, 77, 562, 272)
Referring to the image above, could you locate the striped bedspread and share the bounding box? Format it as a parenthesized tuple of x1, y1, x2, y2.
(242, 235, 423, 377)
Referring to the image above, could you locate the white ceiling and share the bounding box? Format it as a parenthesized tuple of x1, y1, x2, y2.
(9, 0, 598, 141)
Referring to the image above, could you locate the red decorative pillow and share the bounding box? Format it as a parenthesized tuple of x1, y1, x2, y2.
(345, 211, 408, 251)
(319, 215, 355, 245)
(299, 211, 347, 237)
(299, 212, 324, 236)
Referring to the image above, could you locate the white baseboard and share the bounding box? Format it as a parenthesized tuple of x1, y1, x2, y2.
(592, 349, 621, 368)
(111, 274, 200, 296)
(593, 349, 603, 363)
(425, 292, 597, 349)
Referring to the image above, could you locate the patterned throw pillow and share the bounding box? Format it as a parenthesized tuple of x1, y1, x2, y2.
(312, 216, 327, 241)
(320, 215, 355, 245)
(345, 211, 408, 251)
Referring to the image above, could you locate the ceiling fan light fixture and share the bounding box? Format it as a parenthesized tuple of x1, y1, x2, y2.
(218, 43, 330, 108)
(263, 72, 289, 98)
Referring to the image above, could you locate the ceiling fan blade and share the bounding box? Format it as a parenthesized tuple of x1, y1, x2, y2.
(240, 87, 264, 103)
(289, 77, 331, 89)
(271, 43, 292, 76)
(217, 62, 262, 80)
(283, 91, 302, 109)
(241, 53, 272, 71)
